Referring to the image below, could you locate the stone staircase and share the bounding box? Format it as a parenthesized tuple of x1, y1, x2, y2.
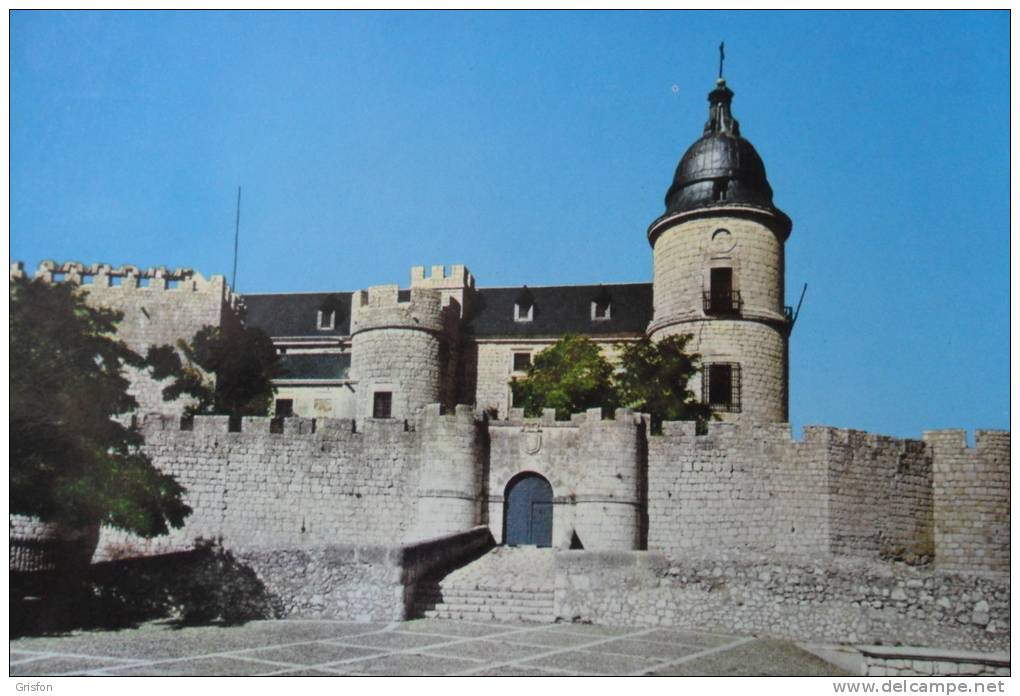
(413, 546, 556, 623)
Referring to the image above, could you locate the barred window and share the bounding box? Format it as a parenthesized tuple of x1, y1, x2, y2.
(703, 363, 741, 412)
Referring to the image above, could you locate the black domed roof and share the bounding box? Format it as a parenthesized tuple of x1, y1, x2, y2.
(663, 78, 780, 216)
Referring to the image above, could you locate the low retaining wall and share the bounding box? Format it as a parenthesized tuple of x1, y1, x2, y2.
(859, 646, 1010, 677)
(554, 551, 1008, 653)
(238, 525, 494, 621)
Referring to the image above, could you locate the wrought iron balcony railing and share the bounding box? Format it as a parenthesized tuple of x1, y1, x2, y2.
(703, 290, 742, 315)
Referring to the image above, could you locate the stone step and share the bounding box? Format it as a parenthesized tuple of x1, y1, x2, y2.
(421, 608, 554, 623)
(416, 589, 553, 602)
(414, 595, 554, 608)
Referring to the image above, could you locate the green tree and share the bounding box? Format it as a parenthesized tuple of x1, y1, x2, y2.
(509, 334, 618, 419)
(147, 323, 281, 417)
(615, 334, 713, 433)
(9, 276, 191, 536)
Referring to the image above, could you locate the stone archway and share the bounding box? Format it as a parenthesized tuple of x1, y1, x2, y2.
(503, 472, 553, 547)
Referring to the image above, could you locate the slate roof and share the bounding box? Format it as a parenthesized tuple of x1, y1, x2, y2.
(241, 283, 653, 340)
(278, 353, 351, 380)
(467, 283, 652, 338)
(243, 292, 352, 338)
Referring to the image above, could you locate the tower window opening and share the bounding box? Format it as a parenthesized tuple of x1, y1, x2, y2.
(705, 268, 740, 314)
(704, 363, 741, 412)
(713, 178, 729, 201)
(275, 399, 294, 418)
(373, 391, 393, 419)
(592, 299, 611, 321)
(397, 289, 411, 303)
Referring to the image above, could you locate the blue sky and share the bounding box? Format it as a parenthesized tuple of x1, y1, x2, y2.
(10, 10, 1009, 439)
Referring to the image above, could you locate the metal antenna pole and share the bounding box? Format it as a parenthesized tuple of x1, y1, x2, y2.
(792, 283, 808, 326)
(231, 186, 241, 291)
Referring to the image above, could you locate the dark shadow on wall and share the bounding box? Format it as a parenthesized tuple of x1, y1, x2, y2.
(10, 538, 284, 638)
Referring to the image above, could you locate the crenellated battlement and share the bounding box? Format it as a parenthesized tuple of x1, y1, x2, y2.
(141, 403, 482, 440)
(410, 263, 475, 290)
(350, 284, 455, 336)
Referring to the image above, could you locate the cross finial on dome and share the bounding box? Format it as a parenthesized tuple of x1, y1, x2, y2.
(718, 41, 725, 80)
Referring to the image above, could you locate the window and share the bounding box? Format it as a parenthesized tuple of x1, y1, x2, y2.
(513, 352, 531, 372)
(275, 399, 294, 417)
(397, 289, 411, 303)
(713, 178, 728, 202)
(514, 286, 534, 322)
(591, 286, 612, 321)
(704, 267, 740, 314)
(317, 309, 336, 330)
(373, 392, 393, 419)
(514, 302, 533, 322)
(703, 363, 741, 412)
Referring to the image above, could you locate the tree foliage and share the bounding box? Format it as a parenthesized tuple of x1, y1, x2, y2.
(615, 334, 713, 433)
(508, 332, 713, 431)
(509, 334, 618, 419)
(10, 276, 191, 536)
(147, 323, 281, 417)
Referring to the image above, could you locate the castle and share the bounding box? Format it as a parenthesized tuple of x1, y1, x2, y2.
(11, 74, 1010, 667)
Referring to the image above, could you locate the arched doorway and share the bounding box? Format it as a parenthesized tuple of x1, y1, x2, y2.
(504, 473, 553, 547)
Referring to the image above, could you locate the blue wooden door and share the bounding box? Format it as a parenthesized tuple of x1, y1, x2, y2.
(505, 474, 553, 547)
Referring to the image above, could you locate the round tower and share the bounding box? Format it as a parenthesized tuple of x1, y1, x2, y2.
(349, 284, 456, 421)
(647, 75, 792, 424)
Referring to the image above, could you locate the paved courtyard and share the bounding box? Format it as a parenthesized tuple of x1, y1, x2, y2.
(10, 618, 849, 676)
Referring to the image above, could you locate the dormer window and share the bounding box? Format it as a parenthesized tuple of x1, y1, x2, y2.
(317, 295, 343, 331)
(317, 309, 335, 330)
(514, 286, 534, 323)
(591, 286, 612, 321)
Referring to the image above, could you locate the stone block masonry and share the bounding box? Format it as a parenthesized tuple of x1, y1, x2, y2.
(927, 430, 1010, 573)
(95, 408, 484, 560)
(648, 423, 944, 567)
(12, 260, 240, 416)
(555, 551, 1009, 653)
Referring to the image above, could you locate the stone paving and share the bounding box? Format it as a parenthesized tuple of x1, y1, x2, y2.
(10, 618, 850, 676)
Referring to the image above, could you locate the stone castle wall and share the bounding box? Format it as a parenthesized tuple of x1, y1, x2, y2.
(926, 430, 1010, 573)
(648, 421, 830, 558)
(648, 423, 941, 565)
(95, 409, 480, 560)
(12, 260, 239, 415)
(92, 406, 1008, 579)
(486, 408, 646, 551)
